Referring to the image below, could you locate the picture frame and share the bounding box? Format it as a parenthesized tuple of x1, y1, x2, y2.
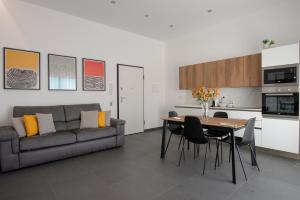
(82, 58, 106, 91)
(3, 47, 40, 90)
(48, 54, 77, 91)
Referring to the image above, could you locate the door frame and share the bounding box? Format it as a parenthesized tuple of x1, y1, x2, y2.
(117, 64, 145, 131)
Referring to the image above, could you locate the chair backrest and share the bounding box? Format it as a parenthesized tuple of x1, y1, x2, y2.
(209, 112, 230, 135)
(241, 117, 256, 144)
(214, 111, 228, 118)
(168, 111, 181, 132)
(184, 116, 207, 142)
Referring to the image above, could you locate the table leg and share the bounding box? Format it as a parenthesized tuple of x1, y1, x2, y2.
(230, 129, 236, 184)
(160, 120, 167, 159)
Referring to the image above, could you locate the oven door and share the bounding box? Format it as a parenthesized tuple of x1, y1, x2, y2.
(263, 65, 298, 86)
(262, 93, 299, 117)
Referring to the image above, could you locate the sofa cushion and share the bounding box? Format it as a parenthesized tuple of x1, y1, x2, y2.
(20, 131, 76, 151)
(73, 127, 117, 142)
(13, 105, 67, 131)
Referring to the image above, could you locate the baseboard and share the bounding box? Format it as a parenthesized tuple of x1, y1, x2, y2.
(144, 127, 163, 132)
(256, 146, 300, 160)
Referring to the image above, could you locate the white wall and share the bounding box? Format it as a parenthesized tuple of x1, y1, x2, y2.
(0, 0, 166, 128)
(165, 1, 300, 110)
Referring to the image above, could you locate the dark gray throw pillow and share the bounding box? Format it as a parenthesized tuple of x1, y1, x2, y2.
(80, 110, 98, 129)
(36, 113, 56, 135)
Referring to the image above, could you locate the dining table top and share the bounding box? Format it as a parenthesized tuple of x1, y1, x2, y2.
(161, 116, 248, 130)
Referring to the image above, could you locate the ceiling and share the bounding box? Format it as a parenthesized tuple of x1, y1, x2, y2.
(20, 0, 286, 41)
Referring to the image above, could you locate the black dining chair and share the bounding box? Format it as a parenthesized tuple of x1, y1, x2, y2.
(205, 112, 230, 168)
(178, 116, 209, 175)
(164, 111, 184, 155)
(223, 117, 260, 181)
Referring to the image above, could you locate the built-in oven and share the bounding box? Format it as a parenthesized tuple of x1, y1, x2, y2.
(262, 64, 299, 87)
(262, 86, 299, 118)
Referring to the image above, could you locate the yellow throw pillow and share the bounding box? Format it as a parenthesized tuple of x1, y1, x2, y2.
(23, 115, 39, 137)
(98, 112, 106, 128)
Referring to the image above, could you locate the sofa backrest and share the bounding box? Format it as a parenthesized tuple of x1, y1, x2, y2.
(13, 105, 67, 131)
(13, 103, 101, 131)
(64, 103, 101, 130)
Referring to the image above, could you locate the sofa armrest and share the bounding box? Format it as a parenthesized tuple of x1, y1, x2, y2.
(0, 126, 18, 142)
(110, 118, 125, 135)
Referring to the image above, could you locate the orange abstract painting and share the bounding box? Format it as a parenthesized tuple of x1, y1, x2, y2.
(4, 48, 40, 90)
(83, 58, 105, 91)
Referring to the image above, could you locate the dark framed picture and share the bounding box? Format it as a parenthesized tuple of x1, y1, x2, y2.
(48, 54, 77, 91)
(82, 58, 106, 91)
(3, 47, 40, 90)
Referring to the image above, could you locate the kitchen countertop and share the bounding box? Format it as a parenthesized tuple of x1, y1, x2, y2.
(175, 105, 262, 112)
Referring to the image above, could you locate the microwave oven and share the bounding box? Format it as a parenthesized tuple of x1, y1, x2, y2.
(262, 64, 299, 87)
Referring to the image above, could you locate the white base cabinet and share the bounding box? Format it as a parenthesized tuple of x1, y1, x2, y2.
(262, 118, 299, 154)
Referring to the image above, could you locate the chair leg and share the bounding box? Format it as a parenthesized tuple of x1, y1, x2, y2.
(249, 145, 260, 172)
(216, 139, 220, 166)
(187, 141, 190, 151)
(214, 140, 219, 170)
(164, 132, 173, 155)
(202, 143, 208, 175)
(235, 145, 247, 181)
(208, 139, 211, 152)
(194, 143, 196, 160)
(229, 144, 232, 163)
(178, 139, 186, 166)
(197, 144, 200, 157)
(178, 135, 183, 151)
(221, 141, 223, 164)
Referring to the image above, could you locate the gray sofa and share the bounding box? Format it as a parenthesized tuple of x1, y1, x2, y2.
(0, 103, 125, 172)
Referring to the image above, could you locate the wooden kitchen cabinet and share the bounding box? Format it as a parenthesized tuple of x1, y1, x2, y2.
(203, 61, 218, 87)
(225, 57, 245, 87)
(194, 64, 205, 88)
(179, 65, 196, 89)
(179, 66, 188, 89)
(243, 54, 262, 86)
(216, 60, 226, 87)
(179, 53, 262, 89)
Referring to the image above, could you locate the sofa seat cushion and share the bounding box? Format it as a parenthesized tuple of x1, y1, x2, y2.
(74, 127, 117, 142)
(20, 132, 76, 151)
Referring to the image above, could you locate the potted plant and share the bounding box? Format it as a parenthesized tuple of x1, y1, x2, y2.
(192, 86, 220, 118)
(262, 39, 275, 49)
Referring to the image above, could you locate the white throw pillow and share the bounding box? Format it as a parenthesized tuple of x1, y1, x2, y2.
(11, 117, 26, 137)
(80, 110, 98, 129)
(104, 110, 111, 126)
(36, 113, 56, 135)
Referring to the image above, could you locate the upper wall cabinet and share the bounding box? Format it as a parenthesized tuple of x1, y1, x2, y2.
(262, 43, 299, 67)
(179, 53, 262, 89)
(243, 54, 262, 87)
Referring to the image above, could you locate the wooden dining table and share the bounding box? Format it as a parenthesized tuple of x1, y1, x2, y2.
(160, 116, 257, 184)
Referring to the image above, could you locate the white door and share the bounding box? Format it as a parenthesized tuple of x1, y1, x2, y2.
(118, 65, 144, 135)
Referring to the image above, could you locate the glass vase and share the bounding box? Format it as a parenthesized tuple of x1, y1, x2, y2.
(203, 102, 209, 118)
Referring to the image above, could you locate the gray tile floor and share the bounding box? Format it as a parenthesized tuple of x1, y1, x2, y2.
(1, 129, 300, 200)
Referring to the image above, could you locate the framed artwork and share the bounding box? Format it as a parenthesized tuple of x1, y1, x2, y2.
(3, 47, 40, 90)
(82, 58, 106, 91)
(48, 54, 77, 91)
